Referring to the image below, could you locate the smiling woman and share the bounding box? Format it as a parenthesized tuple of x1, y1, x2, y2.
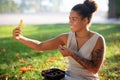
(12, 0, 106, 80)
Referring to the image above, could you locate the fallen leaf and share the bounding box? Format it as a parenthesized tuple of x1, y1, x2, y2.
(100, 73, 107, 77)
(19, 66, 37, 73)
(19, 67, 29, 73)
(47, 57, 59, 62)
(19, 58, 25, 63)
(0, 48, 6, 52)
(61, 65, 66, 70)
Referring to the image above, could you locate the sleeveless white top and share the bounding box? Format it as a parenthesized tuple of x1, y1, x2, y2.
(62, 32, 102, 80)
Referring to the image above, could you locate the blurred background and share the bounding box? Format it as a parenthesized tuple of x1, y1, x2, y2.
(0, 0, 120, 80)
(0, 0, 120, 25)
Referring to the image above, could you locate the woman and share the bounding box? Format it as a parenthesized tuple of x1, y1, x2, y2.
(13, 0, 106, 80)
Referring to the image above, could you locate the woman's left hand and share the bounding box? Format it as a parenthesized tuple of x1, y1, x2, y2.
(58, 45, 73, 57)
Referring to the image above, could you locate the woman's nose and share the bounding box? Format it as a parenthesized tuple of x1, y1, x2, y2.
(69, 20, 73, 26)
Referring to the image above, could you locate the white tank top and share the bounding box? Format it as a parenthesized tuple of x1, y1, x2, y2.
(64, 32, 101, 80)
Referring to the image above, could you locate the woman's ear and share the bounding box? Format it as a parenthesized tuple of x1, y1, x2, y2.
(83, 17, 89, 24)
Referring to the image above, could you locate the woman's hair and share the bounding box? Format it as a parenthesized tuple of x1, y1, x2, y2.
(71, 0, 98, 23)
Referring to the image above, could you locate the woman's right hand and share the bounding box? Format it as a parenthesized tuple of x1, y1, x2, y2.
(13, 26, 22, 40)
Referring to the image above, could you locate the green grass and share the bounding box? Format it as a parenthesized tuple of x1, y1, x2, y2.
(0, 24, 120, 80)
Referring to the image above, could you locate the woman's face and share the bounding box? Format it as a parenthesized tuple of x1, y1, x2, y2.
(69, 10, 87, 32)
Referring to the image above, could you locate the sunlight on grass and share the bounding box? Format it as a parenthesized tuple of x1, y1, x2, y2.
(0, 24, 120, 80)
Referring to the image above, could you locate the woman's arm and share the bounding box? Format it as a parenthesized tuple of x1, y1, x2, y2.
(59, 36, 106, 74)
(71, 37, 105, 73)
(13, 27, 68, 51)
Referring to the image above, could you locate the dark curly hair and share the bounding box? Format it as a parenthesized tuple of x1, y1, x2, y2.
(71, 0, 98, 23)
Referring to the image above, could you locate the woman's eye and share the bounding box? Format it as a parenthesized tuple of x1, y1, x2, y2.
(72, 18, 78, 22)
(69, 17, 79, 22)
(72, 18, 77, 21)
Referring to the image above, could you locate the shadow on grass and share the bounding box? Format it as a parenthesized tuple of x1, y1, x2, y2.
(0, 24, 120, 79)
(0, 37, 62, 79)
(0, 36, 59, 63)
(0, 23, 120, 64)
(0, 24, 69, 74)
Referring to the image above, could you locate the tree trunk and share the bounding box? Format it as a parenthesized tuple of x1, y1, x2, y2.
(108, 0, 120, 19)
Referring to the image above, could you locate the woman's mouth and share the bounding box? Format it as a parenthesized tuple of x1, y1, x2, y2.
(70, 26, 74, 29)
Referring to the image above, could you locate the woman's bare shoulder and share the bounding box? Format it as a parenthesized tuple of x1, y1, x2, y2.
(58, 33, 69, 38)
(89, 31, 105, 48)
(57, 33, 69, 45)
(94, 33, 105, 49)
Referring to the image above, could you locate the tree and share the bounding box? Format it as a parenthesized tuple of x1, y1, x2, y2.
(108, 0, 120, 19)
(0, 0, 19, 13)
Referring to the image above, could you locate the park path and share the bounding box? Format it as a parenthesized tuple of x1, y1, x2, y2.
(0, 11, 120, 26)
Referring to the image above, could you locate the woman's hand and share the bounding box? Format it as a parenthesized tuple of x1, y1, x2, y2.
(13, 26, 22, 40)
(58, 45, 73, 57)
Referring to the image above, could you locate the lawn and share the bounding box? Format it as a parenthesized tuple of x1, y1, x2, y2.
(0, 24, 120, 80)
